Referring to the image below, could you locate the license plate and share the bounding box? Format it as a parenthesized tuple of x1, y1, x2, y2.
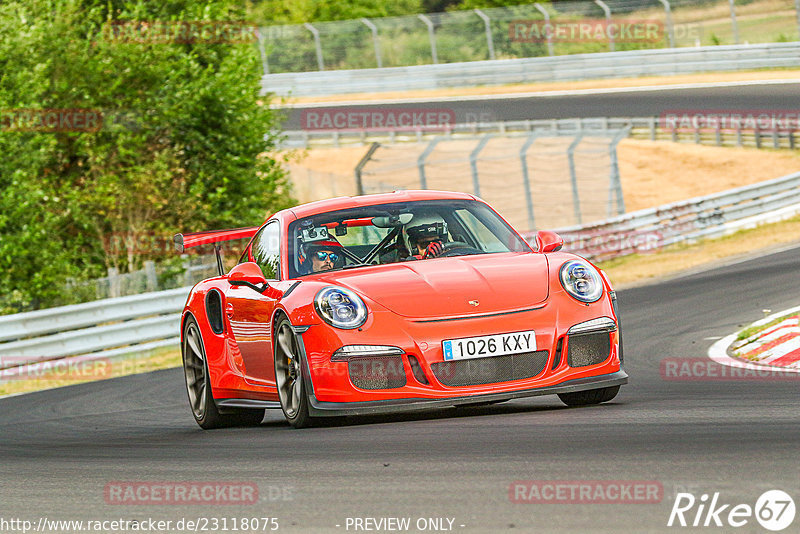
(442, 330, 537, 361)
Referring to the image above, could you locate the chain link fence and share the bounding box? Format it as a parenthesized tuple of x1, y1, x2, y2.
(288, 131, 627, 232)
(258, 0, 800, 74)
(62, 256, 219, 303)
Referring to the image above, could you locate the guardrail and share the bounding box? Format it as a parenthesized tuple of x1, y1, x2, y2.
(542, 170, 800, 261)
(281, 117, 629, 148)
(263, 42, 800, 97)
(0, 287, 189, 375)
(280, 116, 800, 149)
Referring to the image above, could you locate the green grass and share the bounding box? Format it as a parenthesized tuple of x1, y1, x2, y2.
(736, 312, 798, 341)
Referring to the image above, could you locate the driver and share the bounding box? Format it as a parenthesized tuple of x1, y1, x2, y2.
(405, 214, 448, 260)
(304, 240, 344, 273)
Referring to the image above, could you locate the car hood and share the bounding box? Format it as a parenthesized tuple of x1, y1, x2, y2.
(314, 252, 550, 318)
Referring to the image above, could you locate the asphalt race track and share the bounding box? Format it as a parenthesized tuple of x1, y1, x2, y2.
(281, 81, 800, 129)
(1, 245, 799, 533)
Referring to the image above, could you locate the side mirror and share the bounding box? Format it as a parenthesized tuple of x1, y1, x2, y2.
(228, 262, 267, 292)
(536, 230, 563, 253)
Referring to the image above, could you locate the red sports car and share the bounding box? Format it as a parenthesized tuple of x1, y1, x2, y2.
(175, 190, 626, 429)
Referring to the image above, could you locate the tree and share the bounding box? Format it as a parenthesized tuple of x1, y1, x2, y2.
(0, 0, 293, 313)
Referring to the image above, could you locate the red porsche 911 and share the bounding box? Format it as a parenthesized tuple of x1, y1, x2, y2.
(175, 190, 626, 429)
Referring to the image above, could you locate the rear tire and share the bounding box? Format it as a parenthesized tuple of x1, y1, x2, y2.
(557, 385, 620, 407)
(183, 316, 264, 429)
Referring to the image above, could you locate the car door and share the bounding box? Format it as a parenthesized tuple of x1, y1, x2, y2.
(224, 221, 281, 387)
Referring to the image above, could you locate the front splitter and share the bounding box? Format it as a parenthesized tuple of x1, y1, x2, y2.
(307, 370, 628, 416)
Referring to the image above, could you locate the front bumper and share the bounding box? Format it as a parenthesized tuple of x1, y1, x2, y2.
(299, 290, 623, 404)
(306, 370, 628, 417)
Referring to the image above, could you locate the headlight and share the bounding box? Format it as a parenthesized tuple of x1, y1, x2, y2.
(559, 260, 603, 303)
(314, 286, 368, 329)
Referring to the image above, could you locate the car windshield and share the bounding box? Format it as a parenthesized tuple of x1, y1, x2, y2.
(288, 199, 531, 278)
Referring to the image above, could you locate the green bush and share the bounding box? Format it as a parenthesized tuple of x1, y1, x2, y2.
(0, 0, 294, 314)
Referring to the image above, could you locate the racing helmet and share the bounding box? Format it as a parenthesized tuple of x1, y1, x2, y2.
(300, 239, 344, 272)
(404, 212, 448, 253)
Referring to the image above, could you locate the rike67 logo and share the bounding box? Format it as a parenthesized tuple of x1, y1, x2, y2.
(668, 490, 796, 531)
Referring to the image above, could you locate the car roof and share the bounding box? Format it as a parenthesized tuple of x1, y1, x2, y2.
(281, 190, 478, 221)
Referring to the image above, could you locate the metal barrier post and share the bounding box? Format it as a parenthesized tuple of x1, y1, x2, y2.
(657, 0, 675, 48)
(418, 14, 438, 64)
(609, 127, 629, 215)
(108, 267, 120, 298)
(474, 9, 496, 60)
(255, 28, 270, 75)
(469, 134, 493, 197)
(355, 142, 381, 196)
(304, 23, 325, 71)
(144, 261, 158, 292)
(418, 137, 442, 189)
(729, 0, 739, 44)
(594, 0, 614, 52)
(534, 3, 554, 56)
(182, 256, 193, 288)
(567, 134, 584, 224)
(796, 0, 800, 43)
(519, 133, 539, 231)
(360, 18, 383, 68)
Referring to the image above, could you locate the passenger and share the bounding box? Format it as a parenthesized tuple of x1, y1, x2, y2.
(405, 214, 448, 259)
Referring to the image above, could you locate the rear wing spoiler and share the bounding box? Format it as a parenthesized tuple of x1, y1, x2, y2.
(173, 226, 260, 276)
(173, 226, 259, 253)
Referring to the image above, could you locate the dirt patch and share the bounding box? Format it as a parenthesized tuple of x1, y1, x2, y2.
(617, 140, 800, 211)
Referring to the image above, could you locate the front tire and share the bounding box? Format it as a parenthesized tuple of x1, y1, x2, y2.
(274, 318, 315, 428)
(557, 385, 620, 407)
(183, 317, 264, 429)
